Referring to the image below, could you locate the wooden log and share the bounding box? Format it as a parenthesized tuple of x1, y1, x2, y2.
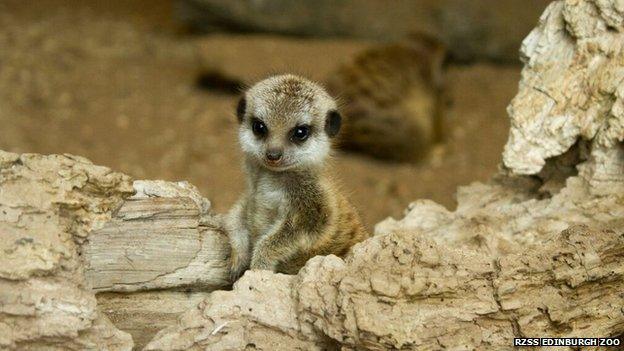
(83, 180, 230, 292)
(97, 291, 211, 350)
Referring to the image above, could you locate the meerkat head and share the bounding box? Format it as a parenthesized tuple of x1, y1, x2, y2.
(235, 74, 341, 172)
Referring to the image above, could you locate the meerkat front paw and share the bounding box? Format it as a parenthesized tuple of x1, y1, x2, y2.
(229, 247, 250, 283)
(250, 254, 276, 272)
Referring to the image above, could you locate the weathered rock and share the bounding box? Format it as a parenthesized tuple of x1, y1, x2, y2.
(502, 0, 624, 197)
(176, 0, 550, 62)
(0, 151, 134, 350)
(145, 220, 623, 350)
(375, 174, 623, 253)
(145, 272, 331, 351)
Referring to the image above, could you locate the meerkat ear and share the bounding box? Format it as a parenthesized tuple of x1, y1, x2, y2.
(236, 97, 246, 123)
(325, 110, 342, 137)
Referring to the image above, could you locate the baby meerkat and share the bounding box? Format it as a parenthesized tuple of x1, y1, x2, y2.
(325, 34, 447, 162)
(226, 74, 368, 279)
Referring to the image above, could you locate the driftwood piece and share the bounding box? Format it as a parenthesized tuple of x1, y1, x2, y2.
(97, 291, 211, 350)
(84, 180, 230, 292)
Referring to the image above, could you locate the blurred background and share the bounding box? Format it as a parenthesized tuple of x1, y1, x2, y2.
(0, 0, 550, 229)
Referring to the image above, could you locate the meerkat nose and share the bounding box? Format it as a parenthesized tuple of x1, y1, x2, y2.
(265, 148, 283, 162)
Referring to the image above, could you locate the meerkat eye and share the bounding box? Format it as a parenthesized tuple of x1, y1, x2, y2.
(251, 118, 268, 137)
(291, 125, 310, 143)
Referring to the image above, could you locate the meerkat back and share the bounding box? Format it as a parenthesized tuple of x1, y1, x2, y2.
(326, 34, 447, 162)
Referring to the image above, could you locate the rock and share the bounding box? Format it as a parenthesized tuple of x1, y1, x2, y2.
(0, 151, 134, 350)
(144, 271, 331, 351)
(145, 221, 623, 349)
(375, 174, 623, 253)
(176, 0, 550, 62)
(502, 0, 624, 197)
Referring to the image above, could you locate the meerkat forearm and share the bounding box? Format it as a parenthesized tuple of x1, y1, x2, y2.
(225, 200, 251, 280)
(250, 223, 298, 271)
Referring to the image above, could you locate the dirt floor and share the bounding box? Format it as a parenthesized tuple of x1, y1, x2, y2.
(0, 0, 521, 230)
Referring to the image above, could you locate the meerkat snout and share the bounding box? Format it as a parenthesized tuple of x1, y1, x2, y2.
(235, 74, 342, 172)
(265, 148, 283, 163)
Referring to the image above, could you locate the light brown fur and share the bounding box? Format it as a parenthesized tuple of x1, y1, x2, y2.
(227, 75, 368, 280)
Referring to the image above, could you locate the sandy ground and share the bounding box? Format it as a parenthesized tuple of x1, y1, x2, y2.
(0, 0, 521, 230)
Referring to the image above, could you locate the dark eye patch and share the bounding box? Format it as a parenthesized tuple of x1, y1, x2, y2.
(251, 118, 268, 138)
(290, 125, 311, 143)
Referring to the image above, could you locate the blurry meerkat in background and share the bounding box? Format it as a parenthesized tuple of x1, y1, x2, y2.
(226, 74, 369, 280)
(326, 33, 447, 162)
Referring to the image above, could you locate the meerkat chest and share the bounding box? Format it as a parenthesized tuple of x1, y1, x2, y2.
(248, 182, 288, 237)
